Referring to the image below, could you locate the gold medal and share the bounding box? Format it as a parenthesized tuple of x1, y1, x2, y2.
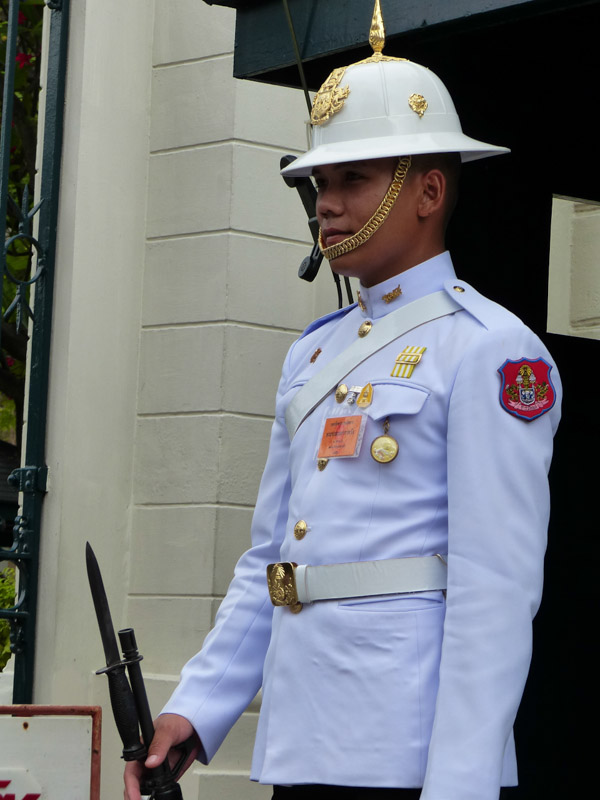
(370, 435, 399, 463)
(370, 418, 398, 464)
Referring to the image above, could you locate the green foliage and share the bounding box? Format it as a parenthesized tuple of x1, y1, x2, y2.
(0, 566, 16, 672)
(1, 1, 44, 200)
(0, 393, 15, 441)
(1, 1, 45, 446)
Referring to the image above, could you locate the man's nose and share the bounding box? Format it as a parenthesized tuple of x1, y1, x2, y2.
(316, 186, 344, 219)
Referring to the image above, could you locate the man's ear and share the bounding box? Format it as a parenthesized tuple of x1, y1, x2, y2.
(416, 169, 446, 219)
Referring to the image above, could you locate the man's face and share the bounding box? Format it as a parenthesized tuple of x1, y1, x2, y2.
(314, 156, 422, 287)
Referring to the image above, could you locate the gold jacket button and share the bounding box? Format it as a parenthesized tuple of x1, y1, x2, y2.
(335, 384, 348, 403)
(358, 320, 373, 337)
(294, 520, 308, 540)
(453, 285, 465, 293)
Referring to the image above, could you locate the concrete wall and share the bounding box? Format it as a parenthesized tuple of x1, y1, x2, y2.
(548, 196, 600, 341)
(31, 1, 335, 797)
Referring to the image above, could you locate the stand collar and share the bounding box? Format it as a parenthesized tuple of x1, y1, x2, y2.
(356, 251, 456, 319)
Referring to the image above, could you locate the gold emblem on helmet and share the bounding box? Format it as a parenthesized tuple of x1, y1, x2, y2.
(311, 67, 350, 126)
(409, 93, 428, 118)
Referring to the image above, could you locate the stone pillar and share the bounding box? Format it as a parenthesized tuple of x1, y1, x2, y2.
(35, 1, 337, 796)
(126, 2, 332, 798)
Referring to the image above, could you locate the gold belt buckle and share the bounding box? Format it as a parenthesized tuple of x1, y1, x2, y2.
(266, 562, 302, 614)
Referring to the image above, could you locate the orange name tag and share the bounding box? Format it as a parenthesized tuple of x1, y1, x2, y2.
(317, 414, 366, 459)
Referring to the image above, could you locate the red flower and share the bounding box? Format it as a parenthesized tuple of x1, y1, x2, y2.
(15, 53, 33, 69)
(18, 11, 27, 25)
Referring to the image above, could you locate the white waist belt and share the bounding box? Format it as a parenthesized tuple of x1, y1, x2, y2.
(266, 556, 447, 612)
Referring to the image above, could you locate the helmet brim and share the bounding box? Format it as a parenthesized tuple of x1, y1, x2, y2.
(281, 132, 510, 177)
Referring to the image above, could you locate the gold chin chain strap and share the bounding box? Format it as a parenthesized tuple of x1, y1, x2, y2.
(318, 155, 412, 261)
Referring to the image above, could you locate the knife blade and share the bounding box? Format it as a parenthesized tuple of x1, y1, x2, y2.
(86, 541, 146, 761)
(86, 541, 122, 666)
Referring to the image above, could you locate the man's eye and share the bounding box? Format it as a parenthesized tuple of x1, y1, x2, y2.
(345, 172, 364, 182)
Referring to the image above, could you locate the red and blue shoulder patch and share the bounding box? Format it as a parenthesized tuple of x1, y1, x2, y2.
(498, 357, 556, 420)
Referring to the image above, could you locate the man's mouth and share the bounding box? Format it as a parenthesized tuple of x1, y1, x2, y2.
(322, 228, 351, 247)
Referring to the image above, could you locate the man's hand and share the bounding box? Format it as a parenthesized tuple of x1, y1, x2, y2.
(123, 713, 200, 800)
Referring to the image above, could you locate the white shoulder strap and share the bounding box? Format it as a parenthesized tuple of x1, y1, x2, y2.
(285, 291, 461, 439)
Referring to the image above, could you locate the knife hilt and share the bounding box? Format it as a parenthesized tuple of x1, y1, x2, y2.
(96, 660, 146, 761)
(119, 627, 187, 799)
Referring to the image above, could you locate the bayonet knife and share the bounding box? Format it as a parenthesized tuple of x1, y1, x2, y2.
(86, 541, 147, 761)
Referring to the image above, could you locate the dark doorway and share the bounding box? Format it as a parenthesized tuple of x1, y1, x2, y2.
(406, 6, 598, 797)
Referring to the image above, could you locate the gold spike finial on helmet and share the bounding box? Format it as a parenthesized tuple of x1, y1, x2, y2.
(355, 1, 407, 66)
(369, 0, 386, 57)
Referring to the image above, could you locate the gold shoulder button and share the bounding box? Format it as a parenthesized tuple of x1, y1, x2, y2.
(358, 320, 373, 337)
(335, 384, 349, 403)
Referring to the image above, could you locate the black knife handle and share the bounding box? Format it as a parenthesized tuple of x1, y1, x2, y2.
(143, 779, 184, 800)
(101, 662, 146, 761)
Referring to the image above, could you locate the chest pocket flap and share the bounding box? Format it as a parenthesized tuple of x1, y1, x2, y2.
(366, 382, 430, 421)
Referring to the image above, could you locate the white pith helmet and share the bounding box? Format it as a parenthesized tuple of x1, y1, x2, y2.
(281, 2, 509, 178)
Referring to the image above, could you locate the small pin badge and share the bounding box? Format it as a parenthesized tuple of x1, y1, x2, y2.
(310, 348, 322, 364)
(357, 383, 373, 408)
(382, 285, 402, 304)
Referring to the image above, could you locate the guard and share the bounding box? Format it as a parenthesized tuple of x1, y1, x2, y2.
(125, 3, 561, 799)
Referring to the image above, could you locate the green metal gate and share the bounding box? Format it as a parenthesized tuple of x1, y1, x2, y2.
(0, 0, 70, 702)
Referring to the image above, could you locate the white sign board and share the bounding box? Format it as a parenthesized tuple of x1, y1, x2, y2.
(0, 706, 101, 800)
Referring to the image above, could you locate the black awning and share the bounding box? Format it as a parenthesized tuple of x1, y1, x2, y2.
(204, 0, 597, 86)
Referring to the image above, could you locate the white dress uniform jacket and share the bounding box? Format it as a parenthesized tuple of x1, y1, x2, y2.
(163, 252, 561, 800)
